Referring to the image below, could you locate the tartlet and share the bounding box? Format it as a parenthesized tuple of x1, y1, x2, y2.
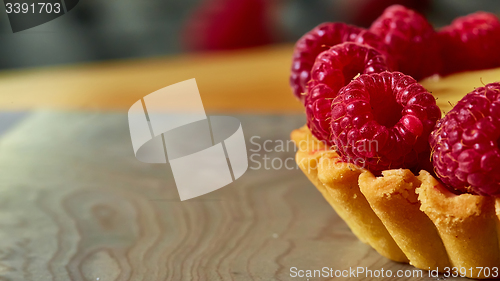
(292, 69, 500, 279)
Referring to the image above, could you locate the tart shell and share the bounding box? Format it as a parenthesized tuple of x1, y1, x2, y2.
(292, 125, 500, 279)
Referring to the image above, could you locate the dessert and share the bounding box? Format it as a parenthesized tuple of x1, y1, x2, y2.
(289, 4, 500, 279)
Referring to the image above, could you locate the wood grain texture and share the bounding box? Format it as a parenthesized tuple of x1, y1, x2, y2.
(0, 112, 468, 280)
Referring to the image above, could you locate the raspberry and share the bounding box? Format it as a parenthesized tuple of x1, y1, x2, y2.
(438, 12, 500, 75)
(290, 22, 387, 103)
(430, 83, 500, 196)
(369, 5, 441, 80)
(305, 42, 390, 145)
(182, 0, 273, 51)
(330, 71, 441, 173)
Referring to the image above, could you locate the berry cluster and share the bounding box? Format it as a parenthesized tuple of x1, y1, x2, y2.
(290, 4, 500, 194)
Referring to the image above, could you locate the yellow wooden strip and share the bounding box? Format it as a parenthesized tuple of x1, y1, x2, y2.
(0, 44, 303, 113)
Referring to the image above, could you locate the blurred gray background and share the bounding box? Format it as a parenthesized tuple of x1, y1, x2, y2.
(0, 0, 498, 69)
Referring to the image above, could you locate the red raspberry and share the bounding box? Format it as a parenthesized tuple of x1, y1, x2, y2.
(330, 71, 441, 173)
(369, 5, 441, 80)
(305, 42, 390, 145)
(430, 83, 500, 196)
(290, 22, 387, 103)
(182, 0, 273, 51)
(438, 12, 500, 75)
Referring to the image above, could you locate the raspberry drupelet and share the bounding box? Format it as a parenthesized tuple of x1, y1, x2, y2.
(430, 82, 500, 196)
(290, 22, 387, 103)
(305, 42, 390, 145)
(330, 71, 441, 173)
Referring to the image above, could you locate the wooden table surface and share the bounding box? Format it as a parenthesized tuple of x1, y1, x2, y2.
(0, 45, 498, 281)
(0, 45, 301, 113)
(0, 112, 470, 281)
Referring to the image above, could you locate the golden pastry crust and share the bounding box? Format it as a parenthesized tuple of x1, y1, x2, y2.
(417, 171, 500, 278)
(293, 126, 500, 279)
(292, 126, 408, 262)
(359, 169, 450, 269)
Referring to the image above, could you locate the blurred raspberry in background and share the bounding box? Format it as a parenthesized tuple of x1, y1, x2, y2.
(182, 0, 278, 51)
(181, 0, 431, 51)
